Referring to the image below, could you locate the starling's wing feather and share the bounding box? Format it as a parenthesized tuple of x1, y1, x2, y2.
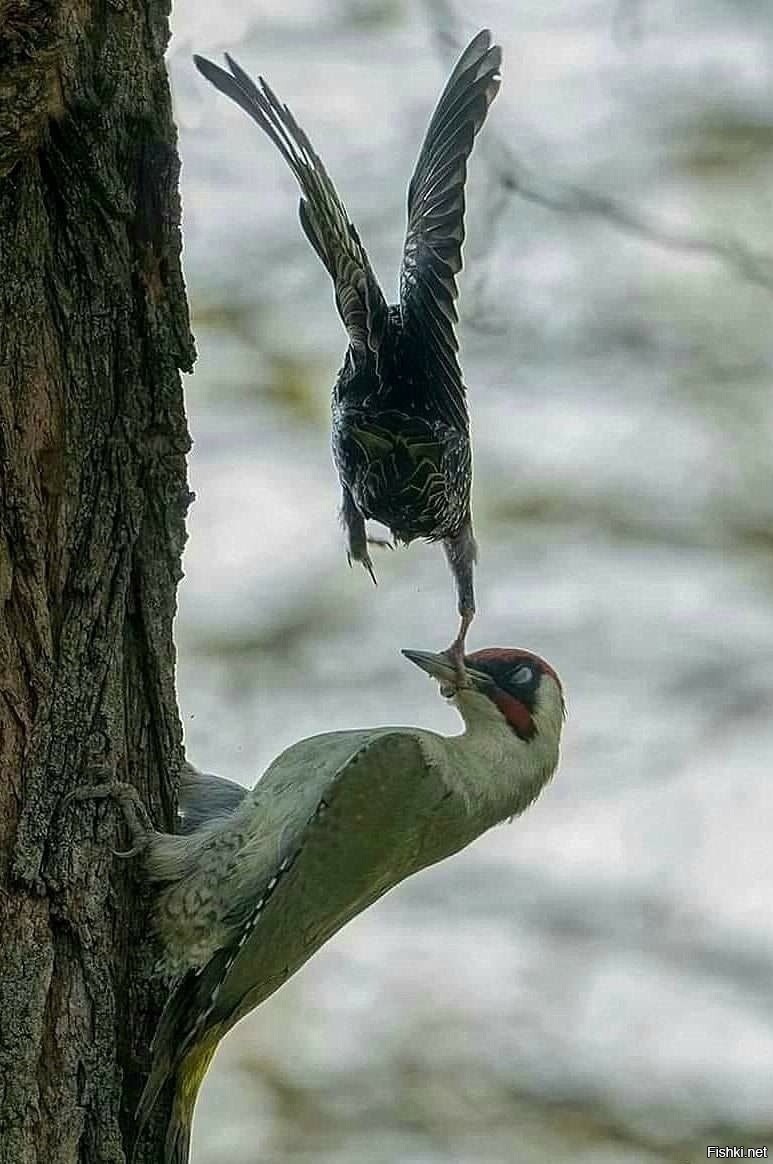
(193, 54, 388, 364)
(399, 30, 501, 431)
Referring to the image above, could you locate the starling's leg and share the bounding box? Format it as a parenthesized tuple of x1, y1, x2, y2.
(442, 519, 477, 682)
(341, 486, 379, 585)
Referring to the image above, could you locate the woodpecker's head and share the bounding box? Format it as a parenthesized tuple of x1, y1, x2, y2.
(402, 646, 566, 743)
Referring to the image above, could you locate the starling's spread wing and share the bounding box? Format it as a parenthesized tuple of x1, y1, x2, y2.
(399, 30, 501, 431)
(194, 54, 388, 365)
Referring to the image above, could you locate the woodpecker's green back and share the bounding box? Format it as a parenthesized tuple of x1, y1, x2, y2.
(140, 725, 491, 1160)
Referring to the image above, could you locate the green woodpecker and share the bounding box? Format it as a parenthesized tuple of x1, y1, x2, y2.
(120, 647, 565, 1163)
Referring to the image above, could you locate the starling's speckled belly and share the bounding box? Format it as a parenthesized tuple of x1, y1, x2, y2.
(332, 408, 472, 543)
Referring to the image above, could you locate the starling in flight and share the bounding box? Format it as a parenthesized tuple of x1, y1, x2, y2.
(194, 31, 502, 667)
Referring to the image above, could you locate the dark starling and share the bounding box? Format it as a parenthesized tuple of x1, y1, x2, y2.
(194, 31, 502, 667)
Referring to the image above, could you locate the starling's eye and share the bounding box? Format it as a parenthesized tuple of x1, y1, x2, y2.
(510, 665, 533, 686)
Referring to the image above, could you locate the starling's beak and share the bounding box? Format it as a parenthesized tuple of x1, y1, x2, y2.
(401, 649, 491, 692)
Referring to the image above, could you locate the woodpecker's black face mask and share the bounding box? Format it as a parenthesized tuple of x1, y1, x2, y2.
(466, 656, 541, 712)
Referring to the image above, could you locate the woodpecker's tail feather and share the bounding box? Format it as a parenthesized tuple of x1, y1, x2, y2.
(135, 973, 202, 1137)
(134, 972, 196, 1142)
(164, 1117, 192, 1164)
(131, 1040, 216, 1164)
(161, 1041, 218, 1164)
(135, 950, 233, 1160)
(132, 1023, 218, 1164)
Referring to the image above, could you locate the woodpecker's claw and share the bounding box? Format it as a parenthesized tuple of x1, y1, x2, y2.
(68, 781, 153, 853)
(113, 841, 149, 860)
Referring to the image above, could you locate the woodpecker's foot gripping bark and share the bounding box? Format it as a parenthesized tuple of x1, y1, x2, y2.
(68, 779, 153, 858)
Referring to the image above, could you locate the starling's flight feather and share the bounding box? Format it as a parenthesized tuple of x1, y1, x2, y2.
(193, 53, 388, 365)
(400, 30, 502, 431)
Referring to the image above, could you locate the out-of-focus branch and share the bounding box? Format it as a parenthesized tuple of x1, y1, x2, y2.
(422, 0, 773, 296)
(492, 152, 773, 295)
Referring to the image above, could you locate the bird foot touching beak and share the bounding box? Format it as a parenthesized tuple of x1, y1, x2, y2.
(443, 610, 474, 686)
(402, 648, 488, 695)
(444, 636, 469, 687)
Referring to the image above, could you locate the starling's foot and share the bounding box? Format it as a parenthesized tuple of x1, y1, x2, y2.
(445, 609, 474, 686)
(346, 534, 394, 584)
(67, 781, 153, 858)
(347, 547, 378, 586)
(341, 491, 391, 585)
(444, 637, 469, 687)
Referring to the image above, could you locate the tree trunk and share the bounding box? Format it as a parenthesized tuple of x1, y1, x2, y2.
(0, 2, 195, 1161)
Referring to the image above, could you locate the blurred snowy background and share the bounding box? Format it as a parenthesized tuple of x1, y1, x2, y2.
(167, 0, 773, 1159)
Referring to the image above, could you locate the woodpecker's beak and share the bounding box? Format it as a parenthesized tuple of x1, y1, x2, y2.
(401, 650, 491, 692)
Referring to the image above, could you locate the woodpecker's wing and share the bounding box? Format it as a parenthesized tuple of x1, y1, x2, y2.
(177, 762, 247, 835)
(399, 30, 501, 431)
(194, 54, 388, 366)
(139, 727, 475, 1163)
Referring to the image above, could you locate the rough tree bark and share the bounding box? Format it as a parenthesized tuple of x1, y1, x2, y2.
(0, 2, 195, 1161)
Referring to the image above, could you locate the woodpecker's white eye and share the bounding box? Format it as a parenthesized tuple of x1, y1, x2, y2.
(510, 665, 533, 686)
